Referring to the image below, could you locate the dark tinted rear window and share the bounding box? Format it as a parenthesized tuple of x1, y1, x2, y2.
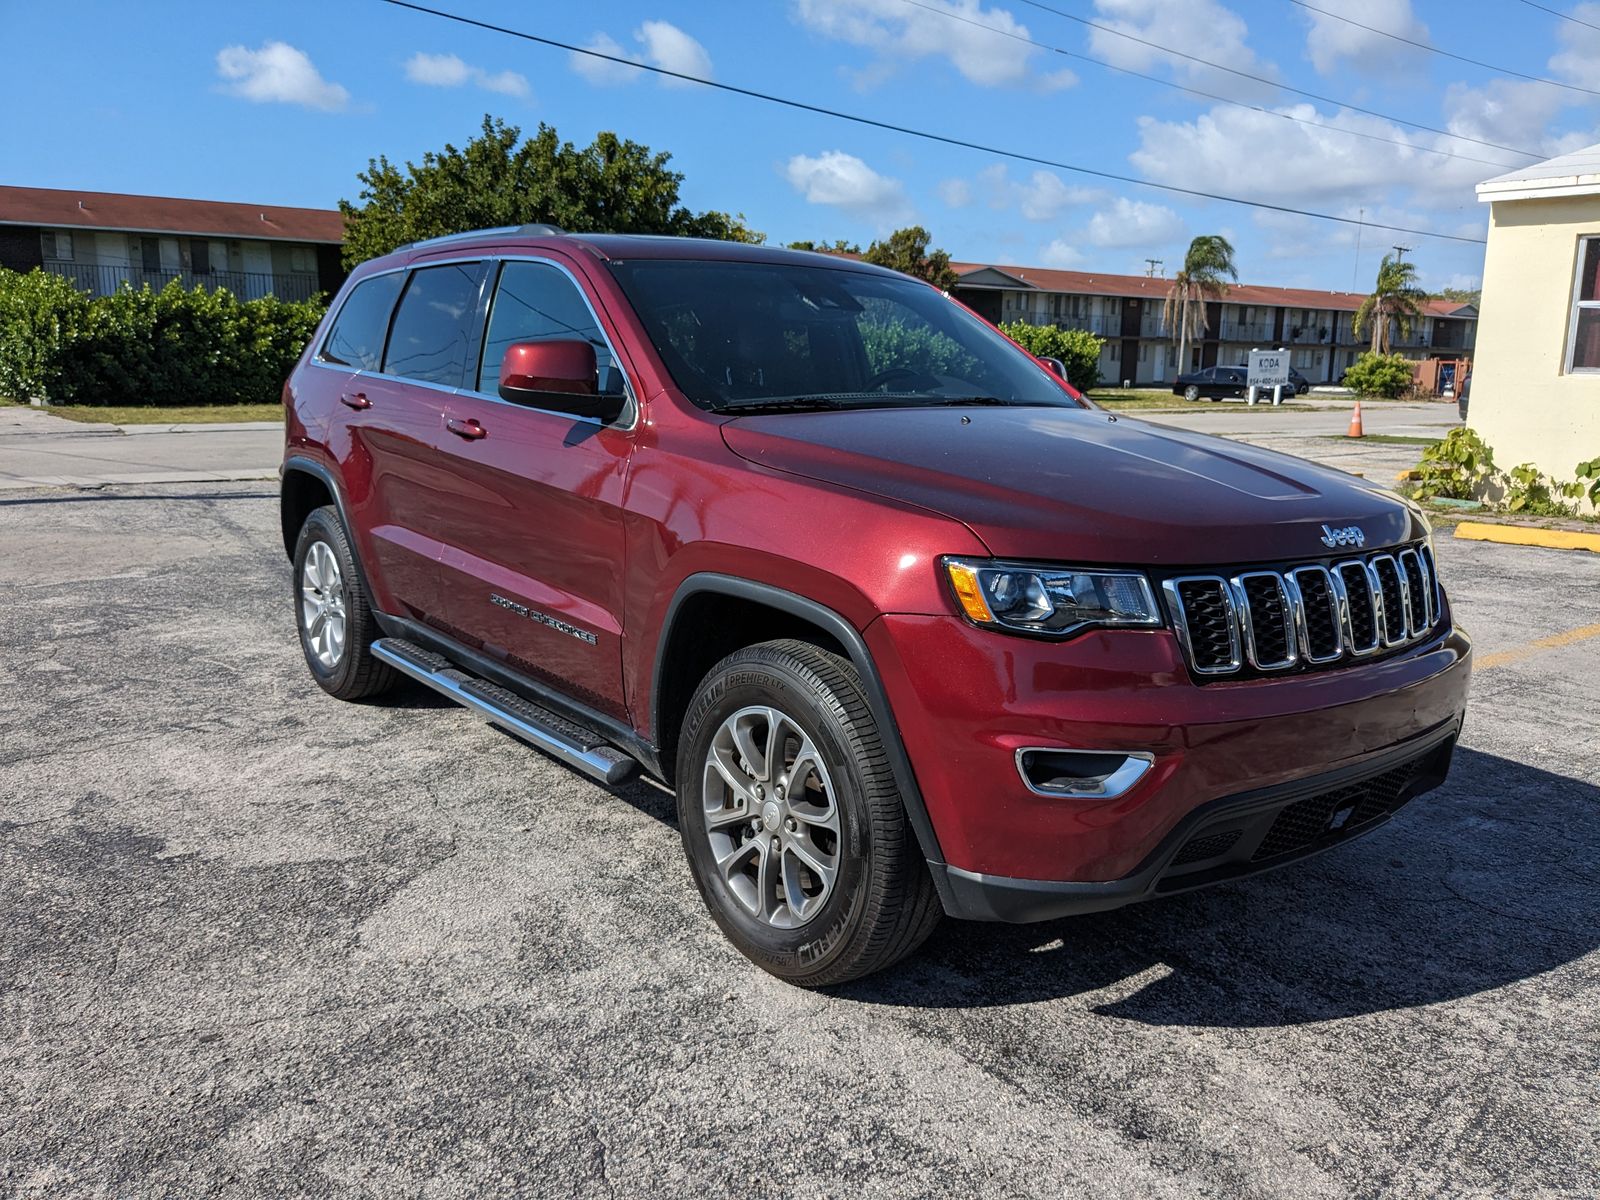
(321, 273, 403, 370)
(383, 262, 483, 387)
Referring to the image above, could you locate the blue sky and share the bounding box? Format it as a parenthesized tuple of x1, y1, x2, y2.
(5, 0, 1598, 291)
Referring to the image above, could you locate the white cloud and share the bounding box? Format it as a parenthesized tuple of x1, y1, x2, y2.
(1086, 198, 1185, 248)
(570, 21, 712, 86)
(404, 52, 530, 99)
(937, 178, 974, 208)
(1088, 0, 1275, 101)
(1040, 238, 1086, 268)
(215, 41, 349, 111)
(1548, 3, 1600, 84)
(637, 20, 713, 84)
(794, 0, 1077, 91)
(1301, 0, 1429, 76)
(956, 164, 1101, 220)
(783, 151, 913, 224)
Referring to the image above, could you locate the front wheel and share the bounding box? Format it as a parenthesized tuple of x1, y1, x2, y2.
(676, 640, 940, 986)
(292, 505, 396, 701)
(1183, 385, 1201, 402)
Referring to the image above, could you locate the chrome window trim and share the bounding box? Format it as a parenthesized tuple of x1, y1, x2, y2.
(311, 253, 639, 430)
(1285, 565, 1345, 664)
(1162, 576, 1242, 675)
(1230, 570, 1298, 670)
(1014, 748, 1156, 800)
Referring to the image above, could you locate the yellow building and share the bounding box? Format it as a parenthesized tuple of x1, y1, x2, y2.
(1474, 145, 1600, 507)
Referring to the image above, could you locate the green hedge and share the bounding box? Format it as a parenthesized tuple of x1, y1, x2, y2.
(1341, 351, 1415, 399)
(997, 321, 1102, 393)
(0, 268, 326, 406)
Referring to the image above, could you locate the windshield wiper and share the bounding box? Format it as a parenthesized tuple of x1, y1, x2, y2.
(715, 395, 851, 414)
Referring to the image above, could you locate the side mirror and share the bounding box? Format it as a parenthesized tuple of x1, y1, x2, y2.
(498, 340, 625, 422)
(1038, 356, 1068, 380)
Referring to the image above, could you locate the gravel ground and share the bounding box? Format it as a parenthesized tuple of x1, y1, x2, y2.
(1, 482, 1596, 1198)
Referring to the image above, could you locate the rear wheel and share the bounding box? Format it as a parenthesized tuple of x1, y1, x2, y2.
(292, 506, 396, 701)
(676, 640, 940, 986)
(1183, 385, 1201, 402)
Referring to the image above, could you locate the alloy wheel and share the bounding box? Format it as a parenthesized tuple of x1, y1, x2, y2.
(701, 705, 841, 929)
(300, 540, 348, 669)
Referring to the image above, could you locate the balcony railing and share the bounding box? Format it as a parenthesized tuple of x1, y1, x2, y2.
(1014, 312, 1123, 336)
(1219, 322, 1273, 343)
(41, 262, 322, 302)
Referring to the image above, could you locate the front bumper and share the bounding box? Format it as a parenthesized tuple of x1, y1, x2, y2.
(864, 612, 1472, 894)
(931, 721, 1458, 922)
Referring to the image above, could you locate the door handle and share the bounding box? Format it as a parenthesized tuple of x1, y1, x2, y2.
(339, 392, 371, 410)
(446, 417, 487, 440)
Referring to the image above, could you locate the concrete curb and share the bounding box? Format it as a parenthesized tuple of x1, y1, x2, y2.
(1454, 521, 1600, 552)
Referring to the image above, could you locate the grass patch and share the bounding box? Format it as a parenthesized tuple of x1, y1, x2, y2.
(43, 404, 284, 425)
(1319, 433, 1437, 446)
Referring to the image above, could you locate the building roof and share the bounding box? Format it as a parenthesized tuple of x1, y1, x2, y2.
(0, 186, 344, 244)
(1477, 142, 1600, 203)
(950, 260, 1474, 317)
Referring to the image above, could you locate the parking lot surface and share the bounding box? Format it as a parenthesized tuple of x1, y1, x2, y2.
(1, 482, 1596, 1197)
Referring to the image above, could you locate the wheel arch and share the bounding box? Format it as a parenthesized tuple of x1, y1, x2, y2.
(652, 574, 948, 873)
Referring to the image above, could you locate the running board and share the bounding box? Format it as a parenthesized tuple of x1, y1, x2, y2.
(372, 638, 636, 786)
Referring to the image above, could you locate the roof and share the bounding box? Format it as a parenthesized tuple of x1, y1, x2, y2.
(1477, 142, 1600, 203)
(0, 185, 344, 244)
(950, 260, 1473, 317)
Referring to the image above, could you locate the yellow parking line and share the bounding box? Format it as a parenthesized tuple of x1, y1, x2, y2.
(1454, 522, 1600, 552)
(1476, 623, 1600, 671)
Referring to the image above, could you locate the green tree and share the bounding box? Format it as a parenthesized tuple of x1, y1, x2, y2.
(1161, 235, 1237, 377)
(1433, 285, 1481, 308)
(863, 226, 959, 289)
(786, 238, 862, 254)
(1355, 254, 1427, 354)
(339, 116, 764, 267)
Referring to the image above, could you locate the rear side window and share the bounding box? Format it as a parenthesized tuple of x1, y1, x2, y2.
(477, 261, 622, 395)
(383, 262, 484, 387)
(320, 273, 403, 370)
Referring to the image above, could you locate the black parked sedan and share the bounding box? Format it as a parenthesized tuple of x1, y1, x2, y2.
(1173, 365, 1299, 401)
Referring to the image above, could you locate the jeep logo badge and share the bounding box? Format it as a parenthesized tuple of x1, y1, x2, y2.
(1319, 523, 1366, 549)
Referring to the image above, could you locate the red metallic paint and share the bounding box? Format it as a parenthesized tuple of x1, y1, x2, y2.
(498, 339, 598, 397)
(284, 231, 1472, 894)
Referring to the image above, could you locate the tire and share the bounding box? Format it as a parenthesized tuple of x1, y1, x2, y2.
(676, 639, 941, 987)
(1183, 385, 1201, 402)
(292, 505, 396, 701)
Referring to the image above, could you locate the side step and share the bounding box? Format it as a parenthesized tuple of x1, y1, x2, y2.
(372, 638, 636, 786)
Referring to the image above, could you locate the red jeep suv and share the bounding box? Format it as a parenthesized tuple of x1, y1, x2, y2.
(280, 227, 1471, 986)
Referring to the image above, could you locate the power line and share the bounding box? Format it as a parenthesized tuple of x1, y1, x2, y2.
(1012, 0, 1540, 157)
(893, 0, 1527, 169)
(1287, 0, 1600, 98)
(1515, 0, 1600, 33)
(376, 0, 1488, 246)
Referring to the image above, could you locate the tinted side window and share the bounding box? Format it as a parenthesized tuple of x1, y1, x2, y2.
(383, 262, 483, 387)
(478, 261, 622, 395)
(321, 273, 403, 370)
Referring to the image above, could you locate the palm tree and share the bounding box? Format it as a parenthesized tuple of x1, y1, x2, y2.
(1162, 235, 1238, 375)
(1354, 254, 1426, 354)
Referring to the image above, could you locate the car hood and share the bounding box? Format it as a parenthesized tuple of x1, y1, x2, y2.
(719, 405, 1421, 566)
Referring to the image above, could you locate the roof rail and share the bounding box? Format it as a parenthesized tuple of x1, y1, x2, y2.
(396, 223, 566, 253)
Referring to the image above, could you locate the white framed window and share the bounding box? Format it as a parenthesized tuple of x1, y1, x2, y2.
(1566, 235, 1600, 373)
(41, 230, 74, 260)
(289, 245, 316, 273)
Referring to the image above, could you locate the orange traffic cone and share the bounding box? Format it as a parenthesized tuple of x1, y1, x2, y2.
(1347, 400, 1364, 438)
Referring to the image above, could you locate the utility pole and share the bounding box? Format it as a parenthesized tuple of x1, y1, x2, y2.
(1145, 258, 1163, 278)
(1392, 244, 1411, 262)
(1352, 208, 1364, 291)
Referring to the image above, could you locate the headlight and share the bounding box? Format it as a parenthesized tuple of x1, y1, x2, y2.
(943, 558, 1163, 638)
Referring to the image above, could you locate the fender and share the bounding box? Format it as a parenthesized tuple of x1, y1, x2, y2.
(279, 455, 385, 614)
(654, 573, 950, 884)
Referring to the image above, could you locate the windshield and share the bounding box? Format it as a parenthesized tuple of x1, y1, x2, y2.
(605, 259, 1082, 412)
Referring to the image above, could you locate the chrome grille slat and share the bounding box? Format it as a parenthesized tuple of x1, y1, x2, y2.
(1165, 544, 1442, 680)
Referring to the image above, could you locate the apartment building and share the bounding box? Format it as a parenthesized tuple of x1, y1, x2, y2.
(950, 262, 1477, 387)
(0, 186, 345, 302)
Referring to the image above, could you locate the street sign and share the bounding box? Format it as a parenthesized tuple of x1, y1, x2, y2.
(1247, 349, 1289, 390)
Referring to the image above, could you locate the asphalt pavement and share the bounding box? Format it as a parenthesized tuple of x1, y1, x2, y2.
(1, 481, 1596, 1197)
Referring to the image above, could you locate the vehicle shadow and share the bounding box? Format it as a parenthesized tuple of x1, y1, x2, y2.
(836, 747, 1599, 1025)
